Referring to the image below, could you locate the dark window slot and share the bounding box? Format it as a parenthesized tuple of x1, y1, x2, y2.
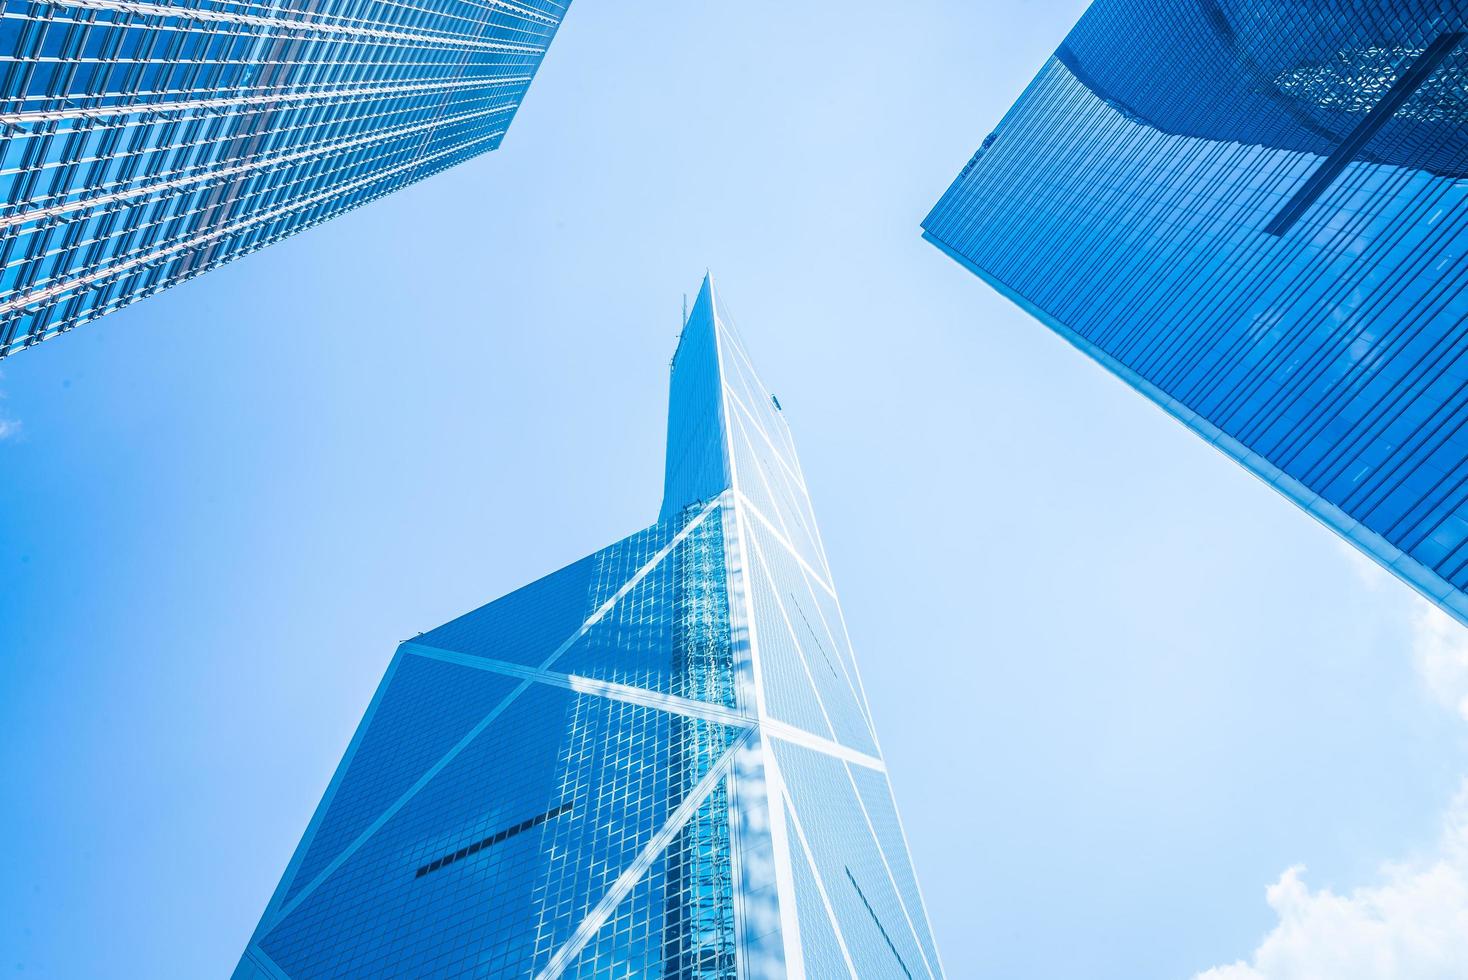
(1265, 32, 1465, 236)
(790, 594, 839, 678)
(415, 802, 573, 879)
(845, 866, 914, 979)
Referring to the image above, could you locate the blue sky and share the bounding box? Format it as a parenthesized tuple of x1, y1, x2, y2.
(3, 1, 1468, 977)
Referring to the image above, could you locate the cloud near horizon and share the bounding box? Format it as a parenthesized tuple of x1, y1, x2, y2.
(1193, 580, 1468, 980)
(1413, 605, 1468, 722)
(1194, 780, 1468, 980)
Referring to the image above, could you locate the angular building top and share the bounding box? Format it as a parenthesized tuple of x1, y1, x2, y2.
(233, 276, 944, 978)
(0, 0, 570, 358)
(924, 0, 1468, 623)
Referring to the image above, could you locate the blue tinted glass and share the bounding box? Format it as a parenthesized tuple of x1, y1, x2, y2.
(236, 277, 943, 977)
(925, 0, 1468, 624)
(0, 0, 571, 357)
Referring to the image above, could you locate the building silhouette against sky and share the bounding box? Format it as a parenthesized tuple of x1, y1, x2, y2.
(233, 276, 944, 979)
(924, 0, 1468, 624)
(0, 0, 568, 358)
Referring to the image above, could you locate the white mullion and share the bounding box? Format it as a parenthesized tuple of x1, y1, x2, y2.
(721, 379, 831, 582)
(776, 780, 859, 978)
(1, 102, 518, 230)
(790, 557, 876, 736)
(762, 722, 884, 773)
(735, 489, 836, 600)
(0, 75, 531, 128)
(42, 0, 548, 52)
(730, 405, 809, 571)
(709, 281, 807, 977)
(839, 762, 938, 979)
(535, 730, 753, 980)
(402, 641, 754, 730)
(262, 502, 720, 930)
(744, 526, 840, 744)
(717, 321, 808, 477)
(0, 127, 501, 315)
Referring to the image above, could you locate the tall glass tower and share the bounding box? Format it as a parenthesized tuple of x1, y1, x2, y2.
(0, 0, 568, 358)
(924, 0, 1468, 624)
(233, 276, 944, 979)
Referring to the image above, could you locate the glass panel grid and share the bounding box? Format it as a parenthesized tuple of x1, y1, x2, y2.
(925, 0, 1468, 618)
(238, 277, 943, 977)
(0, 0, 569, 356)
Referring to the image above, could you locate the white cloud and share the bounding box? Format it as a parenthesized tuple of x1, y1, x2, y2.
(1194, 783, 1468, 980)
(1193, 604, 1468, 980)
(1335, 539, 1394, 591)
(1331, 536, 1468, 717)
(1412, 606, 1468, 722)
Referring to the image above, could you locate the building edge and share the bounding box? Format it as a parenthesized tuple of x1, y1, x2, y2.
(921, 227, 1468, 627)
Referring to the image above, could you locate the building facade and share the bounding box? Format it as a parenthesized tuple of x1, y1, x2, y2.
(233, 276, 944, 979)
(0, 0, 567, 358)
(924, 0, 1468, 623)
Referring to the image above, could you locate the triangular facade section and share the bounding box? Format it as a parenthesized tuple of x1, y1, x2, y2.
(236, 276, 943, 977)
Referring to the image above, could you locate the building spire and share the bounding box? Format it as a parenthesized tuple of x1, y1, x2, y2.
(661, 274, 729, 520)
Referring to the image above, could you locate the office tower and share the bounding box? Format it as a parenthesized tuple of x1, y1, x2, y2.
(0, 0, 568, 358)
(923, 0, 1468, 624)
(233, 276, 944, 979)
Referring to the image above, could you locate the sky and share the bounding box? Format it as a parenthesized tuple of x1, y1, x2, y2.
(3, 1, 1468, 978)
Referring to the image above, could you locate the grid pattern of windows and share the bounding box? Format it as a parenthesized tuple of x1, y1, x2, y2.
(686, 277, 944, 977)
(699, 284, 884, 756)
(237, 502, 742, 979)
(772, 739, 943, 980)
(238, 276, 944, 977)
(415, 801, 574, 878)
(281, 655, 524, 907)
(0, 0, 568, 357)
(925, 0, 1468, 623)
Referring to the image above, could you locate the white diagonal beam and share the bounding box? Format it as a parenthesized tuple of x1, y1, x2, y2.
(729, 406, 826, 583)
(775, 777, 859, 978)
(746, 503, 871, 732)
(744, 524, 841, 742)
(839, 763, 938, 978)
(735, 489, 836, 599)
(787, 543, 878, 735)
(263, 501, 722, 931)
(402, 641, 753, 730)
(535, 729, 754, 980)
(762, 720, 884, 773)
(725, 387, 829, 579)
(715, 320, 810, 485)
(723, 381, 808, 495)
(241, 944, 292, 980)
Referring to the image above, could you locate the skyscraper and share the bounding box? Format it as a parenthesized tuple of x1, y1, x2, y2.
(0, 0, 568, 358)
(923, 1, 1468, 624)
(233, 276, 944, 979)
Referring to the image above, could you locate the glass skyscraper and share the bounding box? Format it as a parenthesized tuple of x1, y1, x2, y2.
(233, 276, 944, 979)
(924, 0, 1468, 624)
(0, 0, 567, 358)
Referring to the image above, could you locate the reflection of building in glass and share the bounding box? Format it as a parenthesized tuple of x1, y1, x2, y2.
(1053, 1, 1468, 178)
(0, 0, 569, 359)
(925, 0, 1468, 624)
(233, 276, 945, 979)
